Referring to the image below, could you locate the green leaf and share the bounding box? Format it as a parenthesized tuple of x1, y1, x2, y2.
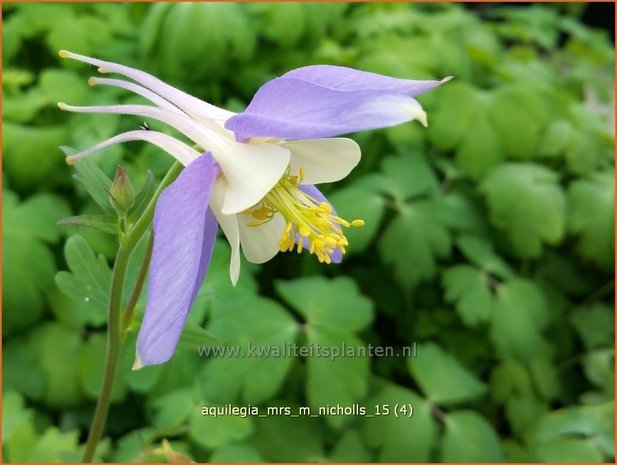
(480, 162, 566, 257)
(505, 394, 549, 435)
(176, 321, 221, 352)
(71, 158, 115, 214)
(376, 152, 439, 201)
(252, 410, 325, 461)
(209, 443, 264, 462)
(443, 265, 494, 326)
(490, 358, 532, 404)
(58, 214, 119, 234)
(78, 333, 127, 402)
(40, 68, 90, 105)
(569, 303, 615, 349)
(456, 234, 514, 279)
(582, 349, 614, 392)
(150, 388, 196, 430)
(329, 430, 372, 462)
(276, 276, 373, 427)
(55, 235, 112, 316)
(275, 276, 373, 332)
(35, 322, 83, 408)
(489, 85, 549, 160)
(327, 180, 386, 254)
(379, 199, 451, 289)
(533, 437, 604, 462)
(3, 337, 46, 400)
(441, 410, 504, 461)
(199, 293, 298, 404)
(490, 279, 548, 361)
(2, 391, 33, 443)
(408, 342, 486, 404)
(3, 122, 68, 191)
(193, 409, 252, 449)
(567, 171, 614, 269)
(428, 82, 484, 152)
(363, 385, 437, 461)
(3, 190, 71, 333)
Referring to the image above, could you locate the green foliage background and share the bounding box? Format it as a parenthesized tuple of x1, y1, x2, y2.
(2, 2, 615, 462)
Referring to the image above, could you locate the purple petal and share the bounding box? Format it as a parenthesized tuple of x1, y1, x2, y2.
(225, 78, 421, 140)
(298, 184, 343, 264)
(224, 66, 449, 140)
(283, 65, 445, 97)
(136, 153, 219, 367)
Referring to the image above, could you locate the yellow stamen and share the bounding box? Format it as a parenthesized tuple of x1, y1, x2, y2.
(244, 166, 364, 264)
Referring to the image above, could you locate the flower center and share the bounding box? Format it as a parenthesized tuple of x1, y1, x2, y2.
(244, 167, 364, 264)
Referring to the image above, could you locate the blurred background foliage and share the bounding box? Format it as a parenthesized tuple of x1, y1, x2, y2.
(2, 2, 615, 462)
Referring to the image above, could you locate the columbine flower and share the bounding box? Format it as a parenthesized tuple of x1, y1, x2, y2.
(58, 50, 449, 367)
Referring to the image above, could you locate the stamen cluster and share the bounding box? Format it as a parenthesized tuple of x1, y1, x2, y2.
(245, 168, 364, 263)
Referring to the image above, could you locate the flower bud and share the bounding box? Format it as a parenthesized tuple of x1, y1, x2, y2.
(109, 166, 134, 215)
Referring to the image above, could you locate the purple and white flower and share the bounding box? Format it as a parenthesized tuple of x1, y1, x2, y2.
(58, 50, 449, 367)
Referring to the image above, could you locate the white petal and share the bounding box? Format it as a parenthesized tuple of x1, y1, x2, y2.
(216, 142, 290, 215)
(64, 130, 199, 166)
(238, 212, 285, 263)
(88, 77, 185, 114)
(210, 177, 241, 285)
(58, 102, 229, 151)
(280, 138, 361, 184)
(59, 50, 235, 124)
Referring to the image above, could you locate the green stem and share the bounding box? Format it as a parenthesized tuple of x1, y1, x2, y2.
(81, 242, 130, 462)
(81, 162, 183, 462)
(121, 233, 154, 335)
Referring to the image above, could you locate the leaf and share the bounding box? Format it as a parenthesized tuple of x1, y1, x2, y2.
(275, 276, 373, 332)
(78, 333, 127, 402)
(58, 214, 119, 234)
(489, 85, 549, 160)
(329, 430, 372, 462)
(150, 388, 196, 430)
(490, 358, 532, 404)
(567, 171, 614, 269)
(3, 123, 68, 191)
(533, 437, 604, 462)
(276, 276, 373, 427)
(209, 443, 264, 462)
(455, 110, 504, 179)
(408, 342, 486, 404)
(199, 293, 298, 404)
(55, 235, 112, 316)
(569, 303, 615, 349)
(39, 68, 90, 104)
(176, 321, 221, 352)
(456, 234, 514, 279)
(479, 162, 566, 258)
(34, 322, 83, 408)
(71, 158, 115, 214)
(363, 385, 437, 461)
(441, 410, 504, 461)
(443, 265, 494, 325)
(327, 180, 386, 255)
(428, 82, 483, 152)
(490, 278, 548, 361)
(252, 409, 325, 461)
(379, 199, 451, 289)
(376, 152, 439, 201)
(3, 190, 71, 333)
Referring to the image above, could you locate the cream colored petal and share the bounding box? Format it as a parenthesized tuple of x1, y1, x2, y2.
(216, 142, 290, 215)
(210, 177, 241, 285)
(238, 212, 285, 264)
(280, 138, 361, 184)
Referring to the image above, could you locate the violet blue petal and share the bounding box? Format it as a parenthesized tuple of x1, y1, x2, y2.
(225, 78, 426, 140)
(283, 65, 445, 97)
(136, 153, 219, 368)
(298, 184, 343, 264)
